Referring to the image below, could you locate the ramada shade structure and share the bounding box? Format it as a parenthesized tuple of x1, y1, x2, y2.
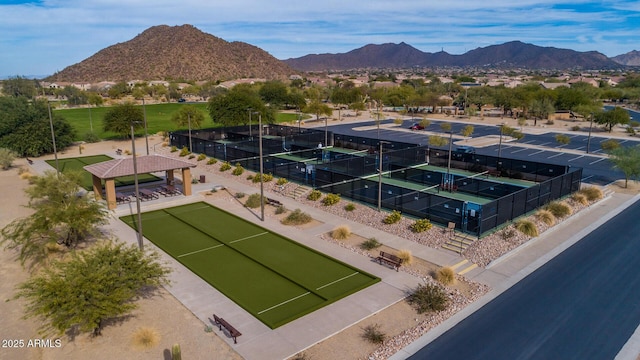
(83, 154, 197, 209)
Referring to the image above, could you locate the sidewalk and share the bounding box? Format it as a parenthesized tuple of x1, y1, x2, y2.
(390, 191, 640, 359)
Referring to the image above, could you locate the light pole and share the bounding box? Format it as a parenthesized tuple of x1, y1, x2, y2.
(131, 122, 144, 250)
(254, 112, 265, 221)
(47, 101, 59, 174)
(142, 97, 149, 155)
(446, 131, 453, 188)
(324, 115, 328, 147)
(377, 141, 390, 211)
(187, 113, 193, 152)
(297, 107, 301, 134)
(586, 112, 594, 154)
(498, 123, 504, 158)
(247, 108, 253, 138)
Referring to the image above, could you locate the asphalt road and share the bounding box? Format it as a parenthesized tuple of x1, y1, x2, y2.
(406, 199, 640, 360)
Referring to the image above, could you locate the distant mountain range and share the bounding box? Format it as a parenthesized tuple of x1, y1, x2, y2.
(46, 25, 295, 83)
(284, 41, 629, 71)
(41, 25, 638, 83)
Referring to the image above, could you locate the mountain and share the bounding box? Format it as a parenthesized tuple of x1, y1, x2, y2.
(611, 50, 640, 66)
(46, 25, 295, 82)
(284, 41, 623, 71)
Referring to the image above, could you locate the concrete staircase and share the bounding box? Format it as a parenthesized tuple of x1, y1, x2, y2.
(289, 185, 311, 200)
(442, 232, 476, 254)
(449, 259, 478, 275)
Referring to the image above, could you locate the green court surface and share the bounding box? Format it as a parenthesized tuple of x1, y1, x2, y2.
(120, 202, 380, 329)
(46, 155, 160, 190)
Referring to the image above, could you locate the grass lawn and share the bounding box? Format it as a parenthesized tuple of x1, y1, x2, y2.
(120, 202, 380, 329)
(55, 103, 308, 141)
(46, 155, 160, 191)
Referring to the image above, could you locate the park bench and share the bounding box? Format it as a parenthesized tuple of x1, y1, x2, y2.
(266, 197, 283, 207)
(377, 251, 403, 271)
(213, 314, 242, 344)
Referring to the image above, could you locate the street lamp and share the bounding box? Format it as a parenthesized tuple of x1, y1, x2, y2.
(586, 112, 594, 154)
(253, 112, 265, 221)
(131, 122, 144, 250)
(187, 113, 193, 152)
(47, 101, 60, 174)
(378, 141, 390, 211)
(247, 108, 253, 138)
(446, 131, 453, 188)
(498, 123, 505, 158)
(142, 97, 149, 155)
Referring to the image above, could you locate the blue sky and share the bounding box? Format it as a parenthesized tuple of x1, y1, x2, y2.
(1, 0, 639, 77)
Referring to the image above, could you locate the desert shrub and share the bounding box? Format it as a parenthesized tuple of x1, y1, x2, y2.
(290, 352, 309, 360)
(132, 327, 160, 348)
(570, 125, 581, 131)
(188, 154, 195, 159)
(252, 173, 273, 183)
(383, 210, 402, 224)
(515, 219, 538, 237)
(360, 238, 382, 250)
(170, 145, 178, 152)
(571, 192, 588, 206)
(0, 148, 17, 170)
(246, 174, 254, 180)
(219, 161, 231, 172)
(234, 192, 245, 199)
(601, 139, 620, 151)
(344, 203, 356, 212)
(545, 201, 572, 218)
(244, 193, 263, 208)
(410, 218, 433, 233)
(407, 283, 448, 314)
(307, 190, 322, 201)
(435, 266, 456, 285)
(179, 147, 190, 157)
(275, 205, 287, 214)
(281, 209, 312, 225)
(322, 193, 341, 206)
(83, 131, 100, 143)
(419, 119, 430, 128)
(331, 225, 351, 240)
(276, 177, 288, 185)
(172, 344, 182, 360)
(206, 158, 217, 165)
(361, 324, 386, 344)
(555, 134, 570, 145)
(500, 228, 516, 240)
(579, 186, 603, 201)
(197, 153, 206, 161)
(232, 163, 244, 176)
(397, 249, 413, 265)
(393, 117, 403, 125)
(536, 209, 556, 226)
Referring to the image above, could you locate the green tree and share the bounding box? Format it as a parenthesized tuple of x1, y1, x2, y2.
(102, 103, 144, 138)
(171, 104, 206, 150)
(555, 134, 571, 145)
(608, 145, 640, 188)
(107, 82, 130, 99)
(2, 76, 38, 98)
(460, 125, 474, 138)
(0, 97, 75, 156)
(595, 107, 630, 132)
(207, 85, 273, 127)
(1, 171, 109, 267)
(259, 80, 289, 109)
(15, 241, 170, 336)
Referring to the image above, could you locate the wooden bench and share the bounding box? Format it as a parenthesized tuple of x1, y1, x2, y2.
(213, 314, 242, 344)
(266, 197, 283, 207)
(377, 251, 403, 271)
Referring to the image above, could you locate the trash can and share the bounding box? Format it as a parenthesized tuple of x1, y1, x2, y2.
(199, 175, 206, 183)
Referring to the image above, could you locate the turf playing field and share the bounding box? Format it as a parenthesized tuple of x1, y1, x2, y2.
(46, 155, 160, 190)
(120, 202, 380, 329)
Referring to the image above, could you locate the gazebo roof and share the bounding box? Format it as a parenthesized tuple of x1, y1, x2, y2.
(83, 154, 196, 179)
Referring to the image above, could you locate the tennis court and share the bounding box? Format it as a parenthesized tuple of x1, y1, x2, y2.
(46, 155, 160, 190)
(120, 202, 380, 329)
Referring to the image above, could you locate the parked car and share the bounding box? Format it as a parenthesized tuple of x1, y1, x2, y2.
(178, 98, 186, 103)
(455, 145, 476, 154)
(409, 123, 425, 130)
